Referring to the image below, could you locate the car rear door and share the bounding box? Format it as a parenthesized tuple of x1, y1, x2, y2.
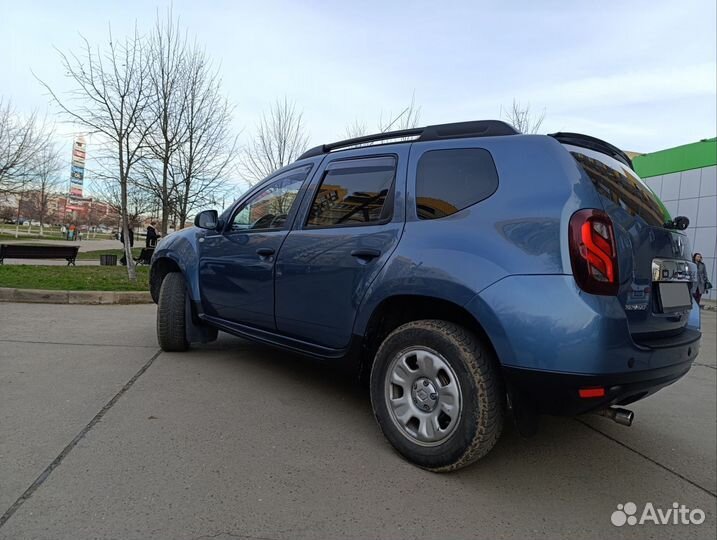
(274, 145, 408, 349)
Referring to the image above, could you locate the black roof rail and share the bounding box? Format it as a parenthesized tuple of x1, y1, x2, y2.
(549, 132, 634, 170)
(297, 120, 518, 161)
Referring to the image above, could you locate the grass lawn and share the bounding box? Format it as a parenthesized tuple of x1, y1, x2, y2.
(0, 265, 149, 291)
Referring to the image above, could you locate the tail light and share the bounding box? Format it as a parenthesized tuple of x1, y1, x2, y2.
(569, 209, 619, 295)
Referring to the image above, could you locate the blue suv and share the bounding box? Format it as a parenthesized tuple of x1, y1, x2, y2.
(150, 120, 701, 471)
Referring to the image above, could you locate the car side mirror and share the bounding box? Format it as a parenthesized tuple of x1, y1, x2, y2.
(194, 210, 219, 230)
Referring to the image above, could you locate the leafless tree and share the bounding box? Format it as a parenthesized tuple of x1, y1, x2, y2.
(242, 98, 308, 185)
(378, 94, 421, 133)
(140, 9, 190, 235)
(0, 204, 15, 222)
(0, 97, 53, 196)
(344, 94, 422, 141)
(30, 140, 64, 235)
(173, 46, 237, 226)
(344, 119, 368, 139)
(37, 27, 156, 281)
(501, 99, 545, 134)
(91, 175, 154, 230)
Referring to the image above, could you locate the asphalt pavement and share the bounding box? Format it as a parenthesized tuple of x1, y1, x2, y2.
(0, 303, 715, 539)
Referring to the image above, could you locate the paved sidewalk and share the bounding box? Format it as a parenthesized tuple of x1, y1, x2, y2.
(0, 304, 715, 540)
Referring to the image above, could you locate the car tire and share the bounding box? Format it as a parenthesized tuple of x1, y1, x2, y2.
(370, 319, 504, 472)
(157, 272, 189, 352)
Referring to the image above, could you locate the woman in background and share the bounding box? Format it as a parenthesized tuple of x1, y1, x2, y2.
(692, 253, 711, 307)
(146, 221, 159, 248)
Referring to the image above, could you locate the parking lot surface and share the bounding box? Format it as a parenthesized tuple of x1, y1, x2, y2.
(1, 303, 715, 539)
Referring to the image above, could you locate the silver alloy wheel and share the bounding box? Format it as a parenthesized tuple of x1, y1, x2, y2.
(384, 346, 463, 446)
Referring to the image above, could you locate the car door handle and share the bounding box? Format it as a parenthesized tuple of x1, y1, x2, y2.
(351, 248, 381, 261)
(256, 247, 275, 257)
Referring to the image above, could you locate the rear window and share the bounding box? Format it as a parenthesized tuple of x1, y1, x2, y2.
(570, 147, 668, 227)
(415, 148, 498, 220)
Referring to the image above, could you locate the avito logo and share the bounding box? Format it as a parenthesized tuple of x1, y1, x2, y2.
(611, 502, 706, 527)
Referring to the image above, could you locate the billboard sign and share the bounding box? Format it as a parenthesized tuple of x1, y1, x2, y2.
(67, 136, 86, 211)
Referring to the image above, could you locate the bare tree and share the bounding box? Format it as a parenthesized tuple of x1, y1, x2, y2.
(30, 140, 64, 235)
(378, 94, 421, 133)
(344, 119, 368, 139)
(501, 99, 545, 134)
(38, 27, 155, 280)
(242, 98, 308, 185)
(0, 97, 53, 196)
(343, 94, 422, 140)
(140, 9, 190, 235)
(0, 204, 15, 222)
(92, 176, 154, 230)
(173, 46, 237, 226)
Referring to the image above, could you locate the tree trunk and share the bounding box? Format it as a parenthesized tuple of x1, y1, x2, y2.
(14, 192, 22, 238)
(161, 149, 170, 235)
(39, 194, 45, 236)
(161, 199, 169, 236)
(119, 147, 136, 282)
(179, 180, 190, 228)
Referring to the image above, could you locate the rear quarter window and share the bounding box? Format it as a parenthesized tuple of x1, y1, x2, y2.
(415, 148, 499, 220)
(570, 147, 668, 227)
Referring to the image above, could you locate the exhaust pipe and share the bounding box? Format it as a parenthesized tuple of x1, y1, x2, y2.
(595, 407, 634, 427)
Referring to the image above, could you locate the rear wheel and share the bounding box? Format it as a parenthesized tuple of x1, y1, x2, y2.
(370, 320, 504, 471)
(157, 272, 189, 352)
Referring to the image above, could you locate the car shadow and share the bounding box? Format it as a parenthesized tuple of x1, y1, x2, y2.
(184, 332, 708, 515)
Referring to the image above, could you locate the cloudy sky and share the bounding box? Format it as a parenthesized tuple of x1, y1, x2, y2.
(1, 0, 715, 167)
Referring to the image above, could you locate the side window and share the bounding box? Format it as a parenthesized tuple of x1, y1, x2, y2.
(415, 148, 499, 219)
(305, 156, 397, 228)
(231, 167, 310, 231)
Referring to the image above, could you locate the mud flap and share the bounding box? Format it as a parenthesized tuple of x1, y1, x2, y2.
(507, 384, 540, 438)
(184, 292, 218, 344)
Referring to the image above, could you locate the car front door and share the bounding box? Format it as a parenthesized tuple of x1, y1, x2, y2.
(198, 164, 313, 329)
(275, 146, 408, 349)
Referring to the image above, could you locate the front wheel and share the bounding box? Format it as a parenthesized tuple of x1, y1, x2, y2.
(157, 272, 189, 352)
(370, 320, 504, 471)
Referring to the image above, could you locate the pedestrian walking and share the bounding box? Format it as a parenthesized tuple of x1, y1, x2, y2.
(119, 225, 135, 266)
(146, 221, 159, 248)
(691, 253, 712, 307)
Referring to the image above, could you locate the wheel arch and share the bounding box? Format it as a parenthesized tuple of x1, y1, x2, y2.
(149, 256, 182, 303)
(357, 294, 502, 377)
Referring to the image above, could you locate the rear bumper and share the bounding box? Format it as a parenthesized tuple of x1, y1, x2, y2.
(467, 275, 702, 373)
(503, 354, 696, 416)
(467, 274, 702, 415)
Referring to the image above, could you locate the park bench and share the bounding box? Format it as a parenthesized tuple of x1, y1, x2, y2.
(0, 244, 80, 266)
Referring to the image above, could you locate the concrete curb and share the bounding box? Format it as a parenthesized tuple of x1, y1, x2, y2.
(0, 287, 152, 305)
